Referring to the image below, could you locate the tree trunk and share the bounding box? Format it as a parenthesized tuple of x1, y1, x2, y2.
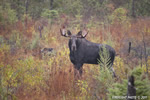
(140, 48, 143, 67)
(25, 0, 29, 33)
(141, 32, 148, 74)
(50, 0, 54, 10)
(25, 0, 28, 15)
(128, 42, 131, 54)
(131, 0, 136, 17)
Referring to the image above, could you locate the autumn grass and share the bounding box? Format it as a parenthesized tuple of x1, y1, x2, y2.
(0, 18, 150, 100)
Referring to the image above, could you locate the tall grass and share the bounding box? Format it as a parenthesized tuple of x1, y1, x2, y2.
(0, 17, 150, 100)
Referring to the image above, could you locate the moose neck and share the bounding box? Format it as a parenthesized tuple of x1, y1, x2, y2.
(78, 38, 100, 46)
(68, 37, 100, 53)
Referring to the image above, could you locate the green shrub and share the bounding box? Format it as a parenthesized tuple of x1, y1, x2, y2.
(76, 80, 90, 100)
(94, 65, 114, 99)
(0, 57, 44, 99)
(98, 45, 111, 69)
(41, 9, 59, 19)
(90, 45, 115, 99)
(8, 30, 22, 48)
(15, 57, 44, 88)
(0, 63, 18, 100)
(0, 4, 17, 26)
(109, 7, 127, 24)
(30, 35, 40, 50)
(0, 36, 4, 44)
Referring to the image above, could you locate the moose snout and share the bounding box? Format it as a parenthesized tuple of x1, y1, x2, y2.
(72, 45, 76, 51)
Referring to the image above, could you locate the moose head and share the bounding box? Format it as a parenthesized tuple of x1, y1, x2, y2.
(60, 27, 88, 51)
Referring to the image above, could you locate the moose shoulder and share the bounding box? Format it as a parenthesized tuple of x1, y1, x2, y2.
(60, 28, 116, 77)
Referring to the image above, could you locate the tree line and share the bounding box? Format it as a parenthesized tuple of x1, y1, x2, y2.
(0, 0, 150, 22)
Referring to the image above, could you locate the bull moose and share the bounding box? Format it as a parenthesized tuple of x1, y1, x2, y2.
(60, 27, 116, 77)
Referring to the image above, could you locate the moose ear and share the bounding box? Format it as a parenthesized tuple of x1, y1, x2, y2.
(67, 30, 72, 36)
(76, 31, 82, 37)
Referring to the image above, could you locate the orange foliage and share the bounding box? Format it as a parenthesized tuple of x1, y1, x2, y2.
(1, 17, 150, 100)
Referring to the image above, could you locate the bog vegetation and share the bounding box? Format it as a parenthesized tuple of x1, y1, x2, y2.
(0, 0, 150, 100)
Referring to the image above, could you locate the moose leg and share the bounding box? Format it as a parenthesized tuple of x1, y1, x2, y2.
(74, 68, 79, 79)
(74, 63, 83, 79)
(79, 67, 83, 76)
(111, 67, 117, 77)
(109, 57, 117, 77)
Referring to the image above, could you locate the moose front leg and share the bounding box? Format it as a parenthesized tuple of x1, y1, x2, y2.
(74, 63, 83, 79)
(79, 67, 83, 76)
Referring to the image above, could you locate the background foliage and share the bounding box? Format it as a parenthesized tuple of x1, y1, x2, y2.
(0, 0, 150, 100)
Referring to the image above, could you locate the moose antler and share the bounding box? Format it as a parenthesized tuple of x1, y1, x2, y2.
(76, 28, 89, 38)
(82, 29, 88, 38)
(80, 27, 89, 38)
(60, 26, 69, 37)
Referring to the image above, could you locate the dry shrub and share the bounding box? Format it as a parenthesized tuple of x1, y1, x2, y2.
(1, 16, 150, 100)
(41, 45, 77, 100)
